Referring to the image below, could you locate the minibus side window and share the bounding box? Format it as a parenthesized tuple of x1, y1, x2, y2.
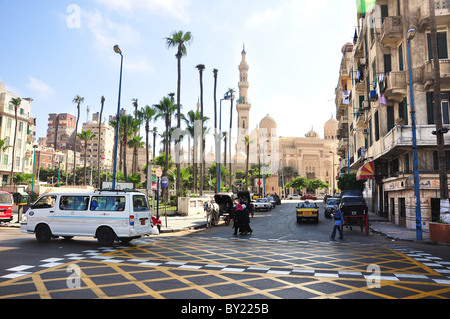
(91, 196, 126, 211)
(33, 195, 57, 209)
(60, 196, 89, 211)
(133, 195, 149, 212)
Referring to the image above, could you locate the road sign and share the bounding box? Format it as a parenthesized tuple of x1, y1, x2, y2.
(161, 177, 169, 189)
(155, 168, 163, 178)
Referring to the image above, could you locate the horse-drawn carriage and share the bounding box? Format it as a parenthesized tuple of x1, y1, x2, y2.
(204, 192, 235, 227)
(204, 191, 252, 228)
(340, 190, 369, 235)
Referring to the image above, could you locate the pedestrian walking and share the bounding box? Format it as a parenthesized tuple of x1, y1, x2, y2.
(240, 204, 253, 235)
(330, 205, 344, 240)
(233, 201, 243, 235)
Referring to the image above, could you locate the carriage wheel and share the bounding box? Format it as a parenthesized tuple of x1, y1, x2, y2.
(224, 215, 230, 226)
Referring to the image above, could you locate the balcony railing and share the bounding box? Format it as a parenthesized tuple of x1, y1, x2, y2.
(419, 59, 450, 88)
(419, 0, 450, 31)
(384, 71, 407, 102)
(381, 16, 403, 48)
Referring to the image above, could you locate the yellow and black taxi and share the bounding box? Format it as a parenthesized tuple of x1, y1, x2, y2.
(296, 201, 319, 223)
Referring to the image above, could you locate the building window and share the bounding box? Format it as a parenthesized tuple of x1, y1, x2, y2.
(399, 98, 409, 125)
(398, 43, 404, 71)
(3, 155, 8, 166)
(433, 151, 450, 170)
(427, 92, 450, 124)
(427, 32, 448, 60)
(374, 111, 380, 141)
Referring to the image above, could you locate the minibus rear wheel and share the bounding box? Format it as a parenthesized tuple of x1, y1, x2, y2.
(96, 227, 115, 246)
(35, 224, 52, 242)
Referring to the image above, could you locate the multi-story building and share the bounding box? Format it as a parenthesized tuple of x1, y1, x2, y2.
(81, 116, 115, 171)
(0, 82, 36, 185)
(46, 113, 77, 151)
(336, 0, 450, 230)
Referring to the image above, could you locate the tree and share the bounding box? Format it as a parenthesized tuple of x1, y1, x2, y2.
(77, 129, 96, 185)
(9, 97, 21, 184)
(128, 135, 144, 175)
(98, 96, 105, 188)
(213, 68, 219, 191)
(137, 105, 156, 174)
(429, 0, 449, 203)
(154, 96, 176, 180)
(285, 176, 308, 193)
(337, 173, 365, 192)
(166, 30, 193, 197)
(307, 179, 330, 193)
(183, 109, 209, 194)
(72, 95, 84, 184)
(120, 114, 139, 180)
(196, 64, 206, 195)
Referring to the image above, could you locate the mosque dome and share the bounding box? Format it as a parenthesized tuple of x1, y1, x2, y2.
(305, 128, 319, 139)
(259, 114, 277, 129)
(324, 117, 338, 140)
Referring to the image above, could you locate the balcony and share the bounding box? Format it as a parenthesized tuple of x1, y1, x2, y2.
(419, 59, 450, 89)
(384, 71, 407, 102)
(338, 138, 348, 152)
(380, 16, 403, 48)
(418, 0, 450, 31)
(382, 125, 450, 156)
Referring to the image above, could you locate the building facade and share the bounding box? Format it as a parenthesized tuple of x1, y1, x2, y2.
(81, 118, 115, 171)
(336, 0, 450, 230)
(0, 82, 36, 184)
(46, 113, 77, 151)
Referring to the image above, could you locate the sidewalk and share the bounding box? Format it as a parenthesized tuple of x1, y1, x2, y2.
(368, 211, 435, 243)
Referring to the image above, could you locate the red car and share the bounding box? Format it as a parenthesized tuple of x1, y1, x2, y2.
(301, 194, 317, 200)
(0, 191, 13, 223)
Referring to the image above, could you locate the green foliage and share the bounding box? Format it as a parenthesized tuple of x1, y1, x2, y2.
(337, 173, 365, 192)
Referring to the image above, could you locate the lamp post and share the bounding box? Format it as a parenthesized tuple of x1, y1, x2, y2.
(329, 151, 335, 195)
(406, 28, 422, 240)
(217, 91, 232, 192)
(112, 45, 123, 191)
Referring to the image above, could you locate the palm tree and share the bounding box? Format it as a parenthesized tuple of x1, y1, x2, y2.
(98, 96, 105, 187)
(165, 30, 193, 196)
(152, 127, 158, 161)
(183, 109, 209, 193)
(154, 96, 176, 179)
(128, 135, 144, 175)
(213, 69, 219, 191)
(72, 95, 84, 185)
(77, 129, 96, 185)
(429, 0, 449, 201)
(9, 97, 21, 184)
(196, 64, 206, 195)
(137, 105, 156, 173)
(120, 115, 139, 180)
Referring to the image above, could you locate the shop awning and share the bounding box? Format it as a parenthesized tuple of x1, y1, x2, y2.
(357, 161, 375, 181)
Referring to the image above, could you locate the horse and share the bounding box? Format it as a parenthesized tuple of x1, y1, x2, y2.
(204, 201, 220, 228)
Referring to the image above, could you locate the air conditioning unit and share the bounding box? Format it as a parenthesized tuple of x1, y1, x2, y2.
(363, 101, 370, 110)
(360, 58, 367, 66)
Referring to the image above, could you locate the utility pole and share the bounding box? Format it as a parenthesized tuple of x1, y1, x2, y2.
(429, 0, 450, 217)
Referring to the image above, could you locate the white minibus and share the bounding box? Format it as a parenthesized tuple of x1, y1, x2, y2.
(21, 190, 152, 245)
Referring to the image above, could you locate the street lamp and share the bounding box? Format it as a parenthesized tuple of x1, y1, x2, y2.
(406, 28, 422, 240)
(329, 151, 335, 195)
(112, 45, 123, 191)
(217, 91, 232, 192)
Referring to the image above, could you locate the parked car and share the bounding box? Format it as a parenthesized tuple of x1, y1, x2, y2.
(267, 193, 281, 205)
(0, 191, 13, 223)
(254, 198, 271, 211)
(301, 194, 317, 200)
(287, 194, 301, 200)
(267, 197, 276, 208)
(296, 200, 319, 223)
(252, 193, 262, 200)
(324, 197, 341, 219)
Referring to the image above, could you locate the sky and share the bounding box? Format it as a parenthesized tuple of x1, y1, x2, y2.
(0, 0, 357, 154)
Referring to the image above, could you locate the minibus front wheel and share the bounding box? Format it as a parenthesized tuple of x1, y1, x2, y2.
(35, 224, 52, 243)
(96, 227, 116, 246)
